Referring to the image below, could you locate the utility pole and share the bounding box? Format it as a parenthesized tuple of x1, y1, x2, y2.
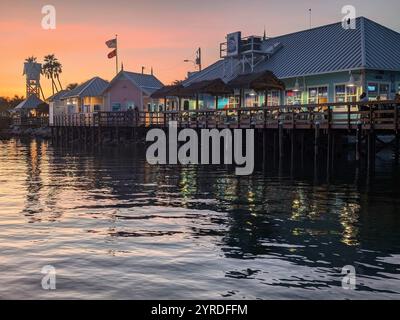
(309, 9, 312, 29)
(116, 34, 119, 75)
(196, 47, 202, 71)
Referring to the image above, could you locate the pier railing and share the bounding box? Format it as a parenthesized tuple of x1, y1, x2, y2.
(12, 116, 49, 127)
(52, 100, 400, 131)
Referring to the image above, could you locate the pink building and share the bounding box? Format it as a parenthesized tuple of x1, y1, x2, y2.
(103, 70, 163, 112)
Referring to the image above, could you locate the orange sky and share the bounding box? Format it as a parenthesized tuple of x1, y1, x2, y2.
(0, 0, 399, 98)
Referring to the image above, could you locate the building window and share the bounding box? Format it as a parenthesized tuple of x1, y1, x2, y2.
(67, 105, 75, 114)
(335, 85, 358, 103)
(93, 105, 101, 112)
(308, 86, 328, 104)
(368, 82, 390, 100)
(112, 103, 121, 111)
(183, 100, 190, 110)
(379, 84, 390, 100)
(245, 91, 264, 107)
(285, 90, 302, 105)
(228, 96, 240, 109)
(267, 90, 280, 106)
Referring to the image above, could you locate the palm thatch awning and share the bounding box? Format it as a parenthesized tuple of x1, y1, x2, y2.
(228, 71, 285, 91)
(150, 84, 184, 99)
(181, 78, 233, 96)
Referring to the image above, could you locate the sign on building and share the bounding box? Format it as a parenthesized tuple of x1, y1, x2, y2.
(226, 32, 241, 57)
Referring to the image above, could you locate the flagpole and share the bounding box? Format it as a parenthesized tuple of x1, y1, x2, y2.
(115, 34, 119, 75)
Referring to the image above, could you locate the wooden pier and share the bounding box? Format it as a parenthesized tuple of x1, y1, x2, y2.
(51, 101, 400, 169)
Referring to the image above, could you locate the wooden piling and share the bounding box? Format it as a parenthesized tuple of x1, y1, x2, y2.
(314, 122, 320, 159)
(279, 122, 284, 159)
(367, 131, 375, 172)
(327, 130, 332, 172)
(395, 133, 399, 164)
(356, 123, 362, 162)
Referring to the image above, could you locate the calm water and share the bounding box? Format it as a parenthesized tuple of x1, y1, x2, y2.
(0, 138, 399, 299)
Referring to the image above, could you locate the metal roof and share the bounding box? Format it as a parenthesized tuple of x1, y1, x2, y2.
(184, 17, 400, 85)
(104, 71, 164, 96)
(364, 18, 400, 71)
(14, 95, 45, 110)
(47, 90, 69, 102)
(62, 77, 109, 99)
(184, 60, 226, 86)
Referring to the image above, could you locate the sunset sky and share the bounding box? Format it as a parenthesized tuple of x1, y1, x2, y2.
(0, 0, 399, 98)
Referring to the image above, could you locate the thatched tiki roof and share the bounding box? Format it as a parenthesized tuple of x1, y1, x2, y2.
(153, 79, 233, 98)
(180, 78, 233, 96)
(228, 70, 285, 91)
(150, 84, 184, 99)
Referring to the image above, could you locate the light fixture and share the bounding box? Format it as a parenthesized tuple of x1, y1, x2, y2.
(347, 71, 355, 87)
(249, 90, 256, 97)
(293, 78, 301, 92)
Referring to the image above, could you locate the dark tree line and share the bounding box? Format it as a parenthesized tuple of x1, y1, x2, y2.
(0, 95, 24, 114)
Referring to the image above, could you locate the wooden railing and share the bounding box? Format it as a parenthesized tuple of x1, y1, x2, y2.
(12, 117, 49, 127)
(52, 101, 400, 131)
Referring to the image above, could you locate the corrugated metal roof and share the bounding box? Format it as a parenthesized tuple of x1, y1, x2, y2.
(364, 18, 400, 71)
(123, 71, 164, 95)
(62, 77, 109, 99)
(184, 17, 400, 85)
(184, 60, 226, 86)
(47, 90, 69, 102)
(254, 18, 363, 78)
(14, 95, 44, 110)
(103, 71, 164, 96)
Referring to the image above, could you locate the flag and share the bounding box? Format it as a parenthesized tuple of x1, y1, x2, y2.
(105, 38, 117, 48)
(108, 49, 117, 59)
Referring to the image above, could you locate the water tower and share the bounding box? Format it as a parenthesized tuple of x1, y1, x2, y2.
(23, 61, 44, 99)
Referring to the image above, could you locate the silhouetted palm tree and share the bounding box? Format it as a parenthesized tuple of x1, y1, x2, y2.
(172, 80, 183, 86)
(66, 83, 78, 91)
(53, 60, 63, 91)
(9, 95, 25, 108)
(0, 95, 25, 113)
(42, 54, 63, 95)
(25, 56, 37, 63)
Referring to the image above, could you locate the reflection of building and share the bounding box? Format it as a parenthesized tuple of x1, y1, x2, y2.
(162, 17, 400, 111)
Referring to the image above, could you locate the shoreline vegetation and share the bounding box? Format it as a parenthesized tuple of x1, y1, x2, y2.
(0, 95, 24, 114)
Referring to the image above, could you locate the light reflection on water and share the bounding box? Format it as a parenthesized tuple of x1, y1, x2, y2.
(0, 138, 399, 299)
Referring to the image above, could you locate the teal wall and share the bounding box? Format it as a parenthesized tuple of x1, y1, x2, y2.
(176, 70, 400, 110)
(281, 70, 400, 103)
